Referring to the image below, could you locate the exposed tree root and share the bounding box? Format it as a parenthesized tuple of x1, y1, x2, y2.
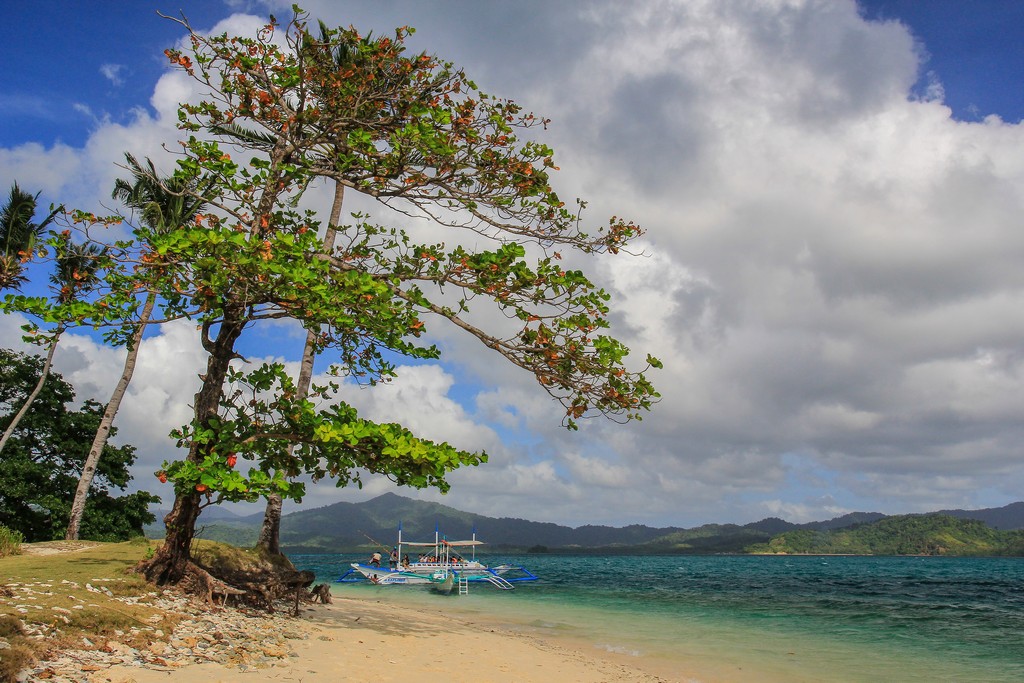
(134, 542, 322, 614)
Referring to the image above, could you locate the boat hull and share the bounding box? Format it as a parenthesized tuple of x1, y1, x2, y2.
(430, 571, 455, 594)
(350, 562, 494, 582)
(350, 564, 433, 585)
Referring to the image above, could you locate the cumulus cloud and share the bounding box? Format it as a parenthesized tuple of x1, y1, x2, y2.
(3, 1, 1024, 527)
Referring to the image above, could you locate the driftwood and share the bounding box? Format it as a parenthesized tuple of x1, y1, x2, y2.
(309, 583, 332, 604)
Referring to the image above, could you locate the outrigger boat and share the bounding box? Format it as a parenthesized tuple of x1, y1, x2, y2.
(337, 526, 538, 593)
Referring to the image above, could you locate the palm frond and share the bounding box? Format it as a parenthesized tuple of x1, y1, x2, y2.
(210, 122, 278, 149)
(50, 242, 105, 302)
(1, 183, 45, 255)
(112, 153, 213, 234)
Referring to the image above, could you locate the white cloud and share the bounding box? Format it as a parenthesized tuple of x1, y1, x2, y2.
(0, 314, 205, 487)
(339, 364, 497, 450)
(4, 1, 1024, 528)
(762, 498, 852, 525)
(562, 450, 633, 489)
(0, 142, 83, 200)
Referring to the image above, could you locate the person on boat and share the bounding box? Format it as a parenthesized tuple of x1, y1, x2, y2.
(402, 554, 410, 568)
(370, 551, 382, 567)
(389, 547, 399, 569)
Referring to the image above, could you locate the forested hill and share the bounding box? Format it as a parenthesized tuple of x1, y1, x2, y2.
(747, 514, 1024, 556)
(146, 493, 1024, 555)
(936, 502, 1024, 530)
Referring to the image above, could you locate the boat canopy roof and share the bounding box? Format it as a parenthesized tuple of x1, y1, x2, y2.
(443, 540, 484, 547)
(403, 540, 485, 547)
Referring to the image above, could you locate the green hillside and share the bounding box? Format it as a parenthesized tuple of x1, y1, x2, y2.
(636, 524, 772, 553)
(145, 495, 1024, 556)
(748, 514, 1024, 556)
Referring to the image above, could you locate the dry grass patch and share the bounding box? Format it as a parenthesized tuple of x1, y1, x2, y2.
(0, 613, 34, 683)
(190, 538, 295, 574)
(0, 538, 182, 681)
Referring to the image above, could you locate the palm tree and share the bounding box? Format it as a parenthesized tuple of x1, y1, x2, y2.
(251, 25, 445, 553)
(65, 155, 211, 540)
(252, 22, 365, 555)
(254, 225, 342, 553)
(0, 241, 104, 455)
(252, 171, 345, 555)
(0, 183, 61, 290)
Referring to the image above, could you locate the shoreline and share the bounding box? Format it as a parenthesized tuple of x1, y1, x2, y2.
(11, 545, 1022, 682)
(90, 594, 681, 683)
(5, 542, 698, 682)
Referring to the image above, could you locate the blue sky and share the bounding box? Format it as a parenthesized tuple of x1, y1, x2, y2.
(859, 0, 1024, 121)
(3, 2, 217, 149)
(5, 1, 1023, 153)
(3, 1, 1024, 527)
(6, 0, 1022, 302)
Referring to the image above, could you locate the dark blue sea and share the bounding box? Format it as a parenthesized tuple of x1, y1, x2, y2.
(290, 553, 1024, 682)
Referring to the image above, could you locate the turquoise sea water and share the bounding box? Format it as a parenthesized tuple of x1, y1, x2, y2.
(290, 553, 1024, 682)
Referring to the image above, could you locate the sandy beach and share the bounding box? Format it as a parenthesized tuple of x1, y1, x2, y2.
(5, 542, 691, 683)
(90, 595, 677, 683)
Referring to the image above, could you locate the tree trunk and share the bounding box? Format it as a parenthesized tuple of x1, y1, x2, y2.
(255, 183, 344, 556)
(66, 294, 155, 540)
(255, 326, 317, 555)
(256, 493, 284, 554)
(148, 489, 203, 585)
(0, 327, 63, 455)
(143, 306, 247, 585)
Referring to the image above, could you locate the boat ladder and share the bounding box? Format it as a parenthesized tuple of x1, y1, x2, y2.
(483, 574, 515, 590)
(458, 576, 469, 595)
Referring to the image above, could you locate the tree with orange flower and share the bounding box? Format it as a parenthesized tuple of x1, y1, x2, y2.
(118, 8, 661, 587)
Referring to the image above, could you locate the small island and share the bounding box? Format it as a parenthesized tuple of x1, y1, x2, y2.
(746, 514, 1024, 556)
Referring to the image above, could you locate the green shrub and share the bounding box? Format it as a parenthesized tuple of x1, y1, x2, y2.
(0, 524, 23, 557)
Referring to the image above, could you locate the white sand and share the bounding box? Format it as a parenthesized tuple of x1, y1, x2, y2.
(96, 595, 680, 683)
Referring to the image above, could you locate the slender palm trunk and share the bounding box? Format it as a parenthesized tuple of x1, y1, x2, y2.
(255, 325, 317, 554)
(256, 493, 284, 554)
(65, 293, 156, 540)
(255, 183, 345, 555)
(0, 326, 64, 454)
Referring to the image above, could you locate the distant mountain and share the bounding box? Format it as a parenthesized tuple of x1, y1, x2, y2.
(738, 511, 889, 536)
(146, 505, 263, 546)
(150, 505, 251, 523)
(274, 493, 692, 553)
(143, 494, 1024, 555)
(935, 502, 1024, 530)
(640, 523, 773, 553)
